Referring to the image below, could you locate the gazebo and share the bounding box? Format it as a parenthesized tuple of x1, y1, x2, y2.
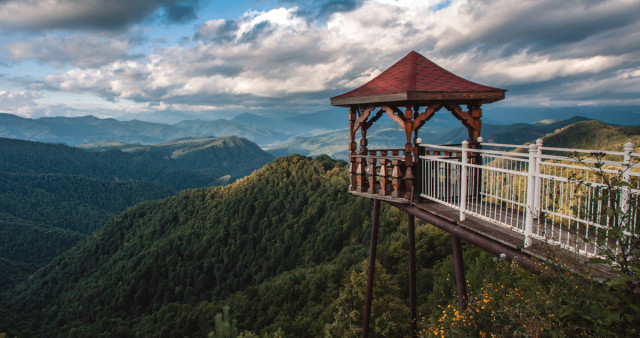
(330, 51, 506, 337)
(331, 50, 505, 202)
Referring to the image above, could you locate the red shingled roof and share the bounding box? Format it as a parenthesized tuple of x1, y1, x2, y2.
(331, 51, 505, 106)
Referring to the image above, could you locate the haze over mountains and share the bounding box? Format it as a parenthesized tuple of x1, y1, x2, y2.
(2, 105, 639, 149)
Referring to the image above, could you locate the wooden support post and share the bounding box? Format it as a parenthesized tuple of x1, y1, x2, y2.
(356, 157, 366, 192)
(407, 214, 417, 338)
(451, 234, 467, 311)
(363, 199, 380, 338)
(349, 106, 358, 191)
(367, 151, 378, 194)
(379, 151, 389, 195)
(391, 153, 404, 198)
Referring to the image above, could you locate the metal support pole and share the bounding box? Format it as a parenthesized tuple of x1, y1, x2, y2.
(407, 214, 417, 337)
(460, 140, 468, 221)
(451, 234, 467, 310)
(362, 199, 380, 338)
(621, 142, 634, 215)
(534, 138, 543, 217)
(524, 143, 538, 248)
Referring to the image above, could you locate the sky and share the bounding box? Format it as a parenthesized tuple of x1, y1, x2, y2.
(0, 0, 639, 122)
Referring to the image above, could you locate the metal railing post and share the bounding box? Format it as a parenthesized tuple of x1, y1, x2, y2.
(524, 143, 538, 248)
(621, 142, 634, 215)
(534, 139, 543, 217)
(460, 140, 468, 221)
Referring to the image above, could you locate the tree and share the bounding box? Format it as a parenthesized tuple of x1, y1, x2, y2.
(325, 259, 409, 337)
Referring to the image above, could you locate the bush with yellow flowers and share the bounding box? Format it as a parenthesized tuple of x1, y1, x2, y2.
(420, 249, 640, 337)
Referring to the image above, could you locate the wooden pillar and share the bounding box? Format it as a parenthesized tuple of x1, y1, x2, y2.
(379, 151, 389, 195)
(407, 214, 417, 337)
(451, 234, 468, 310)
(367, 151, 378, 194)
(467, 105, 482, 144)
(349, 106, 358, 190)
(363, 199, 380, 338)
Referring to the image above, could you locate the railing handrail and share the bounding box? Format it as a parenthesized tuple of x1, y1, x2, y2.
(418, 139, 639, 259)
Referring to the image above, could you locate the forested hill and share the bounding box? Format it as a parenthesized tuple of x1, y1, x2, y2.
(0, 136, 273, 287)
(3, 152, 639, 335)
(541, 120, 640, 150)
(0, 155, 382, 336)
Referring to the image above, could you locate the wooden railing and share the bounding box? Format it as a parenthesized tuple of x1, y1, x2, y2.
(349, 149, 414, 200)
(349, 147, 466, 201)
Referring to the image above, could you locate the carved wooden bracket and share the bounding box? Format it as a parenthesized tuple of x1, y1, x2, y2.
(445, 103, 482, 141)
(380, 106, 406, 131)
(412, 103, 443, 132)
(353, 106, 376, 133)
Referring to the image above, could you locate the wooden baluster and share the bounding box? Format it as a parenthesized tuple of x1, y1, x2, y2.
(391, 150, 404, 198)
(349, 155, 358, 191)
(404, 152, 414, 200)
(367, 151, 378, 194)
(379, 151, 389, 195)
(356, 157, 366, 192)
(404, 163, 415, 200)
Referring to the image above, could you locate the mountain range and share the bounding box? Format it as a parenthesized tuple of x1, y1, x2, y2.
(0, 109, 346, 147)
(3, 105, 638, 150)
(267, 116, 592, 160)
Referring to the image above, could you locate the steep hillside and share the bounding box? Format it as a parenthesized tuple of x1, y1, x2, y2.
(2, 155, 638, 336)
(0, 155, 373, 335)
(541, 120, 640, 151)
(0, 136, 273, 287)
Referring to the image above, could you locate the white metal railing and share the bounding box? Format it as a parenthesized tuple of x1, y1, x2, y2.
(418, 138, 640, 257)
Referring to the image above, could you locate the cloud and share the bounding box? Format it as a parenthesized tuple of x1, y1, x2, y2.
(15, 0, 640, 118)
(0, 0, 201, 32)
(0, 90, 41, 116)
(5, 34, 138, 68)
(279, 0, 364, 20)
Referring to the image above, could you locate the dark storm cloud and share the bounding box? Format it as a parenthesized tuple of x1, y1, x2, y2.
(162, 1, 200, 24)
(440, 0, 640, 58)
(280, 0, 364, 19)
(194, 19, 239, 42)
(0, 0, 202, 32)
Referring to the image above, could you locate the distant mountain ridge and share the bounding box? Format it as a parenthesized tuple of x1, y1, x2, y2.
(3, 105, 638, 149)
(268, 116, 592, 160)
(0, 109, 349, 146)
(0, 113, 291, 146)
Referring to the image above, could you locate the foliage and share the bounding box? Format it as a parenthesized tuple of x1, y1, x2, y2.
(567, 150, 640, 286)
(422, 250, 640, 337)
(325, 259, 409, 337)
(209, 305, 238, 338)
(0, 136, 272, 288)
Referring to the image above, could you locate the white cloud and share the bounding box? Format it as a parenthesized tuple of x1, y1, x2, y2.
(9, 0, 640, 118)
(0, 90, 41, 116)
(6, 34, 135, 68)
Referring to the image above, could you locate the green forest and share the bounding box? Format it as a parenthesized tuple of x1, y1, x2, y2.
(0, 136, 273, 287)
(2, 152, 639, 336)
(1, 121, 640, 336)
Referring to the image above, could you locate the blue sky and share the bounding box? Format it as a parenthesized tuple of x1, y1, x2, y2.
(0, 0, 639, 122)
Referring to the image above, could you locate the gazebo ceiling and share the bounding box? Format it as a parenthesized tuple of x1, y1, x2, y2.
(331, 51, 506, 107)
